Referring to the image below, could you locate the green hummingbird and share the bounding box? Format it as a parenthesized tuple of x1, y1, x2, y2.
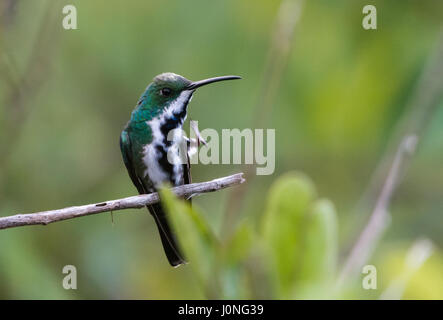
(120, 73, 241, 267)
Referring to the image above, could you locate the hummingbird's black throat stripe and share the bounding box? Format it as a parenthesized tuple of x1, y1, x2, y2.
(156, 91, 193, 184)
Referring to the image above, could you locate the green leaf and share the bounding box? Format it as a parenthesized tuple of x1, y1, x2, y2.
(261, 171, 317, 297)
(296, 199, 338, 298)
(159, 188, 218, 290)
(378, 243, 443, 300)
(218, 221, 254, 299)
(222, 221, 254, 265)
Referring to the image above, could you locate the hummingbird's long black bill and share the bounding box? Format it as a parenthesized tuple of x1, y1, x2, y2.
(187, 75, 241, 90)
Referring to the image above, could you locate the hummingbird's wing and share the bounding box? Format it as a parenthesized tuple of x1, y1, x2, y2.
(148, 202, 187, 266)
(147, 139, 190, 266)
(184, 146, 191, 185)
(120, 129, 145, 194)
(183, 139, 193, 203)
(120, 128, 187, 267)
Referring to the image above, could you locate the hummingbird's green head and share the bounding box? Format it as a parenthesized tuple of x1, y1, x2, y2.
(137, 72, 241, 114)
(144, 73, 192, 107)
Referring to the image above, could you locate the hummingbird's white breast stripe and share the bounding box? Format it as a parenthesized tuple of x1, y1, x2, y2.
(143, 90, 194, 187)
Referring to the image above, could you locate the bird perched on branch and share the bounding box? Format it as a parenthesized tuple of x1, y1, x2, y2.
(120, 73, 241, 266)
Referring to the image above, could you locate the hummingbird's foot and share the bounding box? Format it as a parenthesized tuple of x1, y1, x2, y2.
(185, 193, 202, 200)
(185, 136, 198, 158)
(186, 120, 207, 158)
(190, 120, 207, 147)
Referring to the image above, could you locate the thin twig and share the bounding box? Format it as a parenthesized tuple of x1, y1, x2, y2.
(338, 30, 443, 287)
(0, 173, 245, 230)
(0, 2, 60, 202)
(349, 30, 443, 240)
(379, 238, 434, 300)
(337, 135, 418, 286)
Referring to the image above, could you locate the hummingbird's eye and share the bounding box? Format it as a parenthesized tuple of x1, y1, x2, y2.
(160, 88, 172, 96)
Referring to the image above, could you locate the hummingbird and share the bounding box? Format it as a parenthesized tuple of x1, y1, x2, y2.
(120, 73, 241, 267)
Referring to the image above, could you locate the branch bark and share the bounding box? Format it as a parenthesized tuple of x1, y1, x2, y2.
(0, 173, 245, 230)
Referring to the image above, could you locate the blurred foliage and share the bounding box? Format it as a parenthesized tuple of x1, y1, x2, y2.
(162, 173, 443, 299)
(380, 246, 443, 299)
(0, 0, 442, 299)
(260, 172, 336, 298)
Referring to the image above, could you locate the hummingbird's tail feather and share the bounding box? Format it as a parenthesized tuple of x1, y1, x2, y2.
(148, 203, 187, 267)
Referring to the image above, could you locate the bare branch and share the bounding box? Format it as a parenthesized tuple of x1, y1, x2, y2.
(338, 30, 443, 288)
(351, 30, 443, 232)
(0, 173, 245, 230)
(337, 135, 418, 286)
(379, 238, 434, 300)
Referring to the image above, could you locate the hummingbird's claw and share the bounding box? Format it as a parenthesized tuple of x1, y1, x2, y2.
(186, 193, 202, 200)
(186, 120, 207, 158)
(190, 120, 207, 147)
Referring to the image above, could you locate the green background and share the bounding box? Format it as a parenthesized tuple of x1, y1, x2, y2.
(0, 0, 442, 299)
